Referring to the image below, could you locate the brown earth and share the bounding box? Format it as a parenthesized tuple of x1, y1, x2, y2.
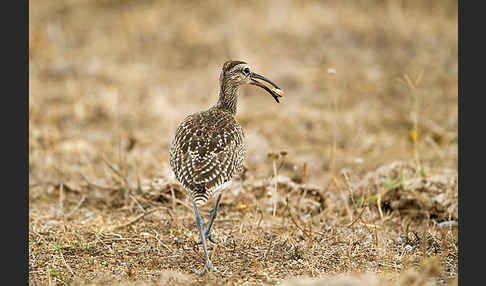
(29, 0, 458, 285)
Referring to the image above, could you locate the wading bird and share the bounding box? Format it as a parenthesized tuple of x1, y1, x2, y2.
(169, 60, 284, 275)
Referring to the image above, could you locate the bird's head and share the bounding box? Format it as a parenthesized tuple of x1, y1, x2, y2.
(220, 60, 284, 103)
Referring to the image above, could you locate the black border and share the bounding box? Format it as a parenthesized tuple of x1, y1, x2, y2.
(8, 0, 29, 284)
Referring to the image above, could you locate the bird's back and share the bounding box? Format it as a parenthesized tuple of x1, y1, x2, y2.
(169, 107, 245, 206)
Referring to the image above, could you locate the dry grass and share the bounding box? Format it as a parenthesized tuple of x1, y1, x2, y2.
(29, 0, 458, 285)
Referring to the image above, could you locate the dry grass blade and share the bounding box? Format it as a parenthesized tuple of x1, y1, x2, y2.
(403, 74, 415, 89)
(285, 197, 315, 247)
(58, 183, 65, 215)
(377, 192, 386, 221)
(347, 206, 366, 228)
(343, 171, 356, 207)
(415, 70, 425, 87)
(154, 230, 173, 252)
(102, 155, 130, 188)
(65, 194, 87, 219)
(58, 244, 75, 278)
(302, 162, 308, 183)
(129, 193, 145, 212)
(397, 77, 408, 87)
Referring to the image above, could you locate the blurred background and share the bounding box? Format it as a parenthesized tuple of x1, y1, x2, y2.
(29, 0, 458, 284)
(29, 0, 457, 187)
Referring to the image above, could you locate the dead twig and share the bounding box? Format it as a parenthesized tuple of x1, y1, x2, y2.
(129, 193, 145, 213)
(111, 207, 165, 231)
(158, 192, 192, 211)
(286, 197, 310, 239)
(154, 230, 173, 252)
(347, 207, 367, 228)
(80, 173, 119, 191)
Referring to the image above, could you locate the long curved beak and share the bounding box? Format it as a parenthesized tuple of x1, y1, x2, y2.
(249, 72, 284, 103)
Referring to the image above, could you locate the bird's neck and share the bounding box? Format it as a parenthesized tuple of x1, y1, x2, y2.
(215, 81, 238, 115)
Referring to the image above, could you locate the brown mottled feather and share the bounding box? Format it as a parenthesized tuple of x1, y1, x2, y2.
(169, 106, 245, 206)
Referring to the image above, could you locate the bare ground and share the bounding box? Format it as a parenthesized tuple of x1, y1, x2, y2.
(29, 0, 458, 285)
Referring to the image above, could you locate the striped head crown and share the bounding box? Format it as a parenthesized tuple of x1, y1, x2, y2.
(216, 60, 284, 113)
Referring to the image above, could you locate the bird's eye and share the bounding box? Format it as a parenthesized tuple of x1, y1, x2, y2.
(243, 67, 250, 75)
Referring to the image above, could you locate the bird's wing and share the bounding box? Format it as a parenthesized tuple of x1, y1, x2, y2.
(169, 111, 245, 203)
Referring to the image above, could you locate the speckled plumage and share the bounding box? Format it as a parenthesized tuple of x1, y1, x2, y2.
(169, 106, 245, 206)
(170, 61, 283, 208)
(169, 61, 250, 207)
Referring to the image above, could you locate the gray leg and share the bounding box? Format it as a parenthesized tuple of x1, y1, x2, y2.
(192, 200, 218, 275)
(206, 192, 223, 238)
(196, 193, 222, 245)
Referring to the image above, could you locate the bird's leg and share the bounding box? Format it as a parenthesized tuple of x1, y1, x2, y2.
(196, 193, 222, 245)
(192, 200, 218, 275)
(205, 193, 223, 241)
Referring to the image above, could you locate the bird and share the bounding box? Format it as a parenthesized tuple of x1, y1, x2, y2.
(169, 60, 284, 275)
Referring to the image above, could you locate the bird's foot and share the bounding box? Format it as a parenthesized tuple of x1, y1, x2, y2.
(195, 230, 218, 245)
(192, 260, 219, 275)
